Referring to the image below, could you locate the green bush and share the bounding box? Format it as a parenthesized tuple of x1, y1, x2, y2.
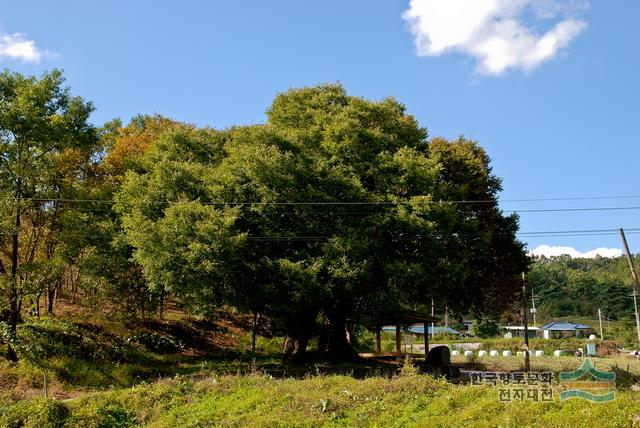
(0, 398, 70, 428)
(126, 332, 184, 353)
(238, 333, 284, 355)
(95, 404, 135, 428)
(11, 319, 132, 365)
(474, 319, 501, 338)
(432, 333, 460, 342)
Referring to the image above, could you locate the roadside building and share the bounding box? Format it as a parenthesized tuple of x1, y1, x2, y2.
(541, 321, 591, 339)
(462, 318, 475, 334)
(501, 325, 540, 339)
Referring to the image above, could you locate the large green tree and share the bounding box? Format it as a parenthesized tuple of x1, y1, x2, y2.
(116, 84, 528, 362)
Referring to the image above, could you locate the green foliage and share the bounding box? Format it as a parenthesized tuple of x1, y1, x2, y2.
(474, 319, 501, 338)
(0, 398, 70, 428)
(530, 255, 637, 321)
(237, 333, 283, 356)
(115, 83, 528, 361)
(10, 319, 131, 365)
(603, 317, 638, 348)
(125, 332, 184, 354)
(432, 332, 461, 342)
(94, 404, 135, 428)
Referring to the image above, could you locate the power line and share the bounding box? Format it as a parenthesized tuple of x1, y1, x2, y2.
(3, 194, 640, 206)
(511, 207, 640, 213)
(3, 197, 640, 215)
(2, 228, 640, 241)
(500, 195, 640, 202)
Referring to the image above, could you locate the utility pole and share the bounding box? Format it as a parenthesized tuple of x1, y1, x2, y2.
(633, 290, 640, 346)
(431, 299, 435, 338)
(531, 290, 536, 327)
(522, 272, 530, 372)
(251, 311, 258, 366)
(619, 228, 640, 345)
(598, 308, 604, 340)
(445, 305, 449, 328)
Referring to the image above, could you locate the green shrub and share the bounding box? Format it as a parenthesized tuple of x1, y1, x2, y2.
(474, 319, 501, 338)
(0, 398, 69, 428)
(432, 333, 460, 342)
(10, 319, 132, 365)
(125, 332, 183, 353)
(238, 333, 283, 355)
(95, 404, 135, 428)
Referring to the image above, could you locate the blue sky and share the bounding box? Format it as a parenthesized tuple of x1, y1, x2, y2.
(2, 0, 639, 256)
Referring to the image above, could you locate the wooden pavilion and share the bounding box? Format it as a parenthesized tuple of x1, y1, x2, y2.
(367, 310, 439, 359)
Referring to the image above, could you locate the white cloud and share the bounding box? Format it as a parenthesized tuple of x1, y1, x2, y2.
(0, 32, 43, 63)
(402, 0, 588, 75)
(529, 245, 623, 259)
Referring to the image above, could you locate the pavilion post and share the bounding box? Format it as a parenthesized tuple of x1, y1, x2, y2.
(376, 325, 382, 354)
(395, 325, 402, 360)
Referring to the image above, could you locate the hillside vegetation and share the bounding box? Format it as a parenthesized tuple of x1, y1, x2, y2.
(529, 255, 640, 345)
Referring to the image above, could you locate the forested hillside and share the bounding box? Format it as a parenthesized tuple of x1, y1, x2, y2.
(529, 255, 638, 321)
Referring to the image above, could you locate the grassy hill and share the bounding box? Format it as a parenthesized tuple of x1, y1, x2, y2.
(2, 274, 640, 427)
(1, 372, 639, 427)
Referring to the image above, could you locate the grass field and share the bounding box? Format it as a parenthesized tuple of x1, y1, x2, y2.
(1, 371, 638, 427)
(2, 314, 640, 426)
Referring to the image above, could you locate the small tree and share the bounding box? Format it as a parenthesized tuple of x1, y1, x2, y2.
(474, 318, 501, 338)
(0, 69, 96, 360)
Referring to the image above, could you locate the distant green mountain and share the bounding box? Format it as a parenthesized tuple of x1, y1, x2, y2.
(529, 255, 638, 321)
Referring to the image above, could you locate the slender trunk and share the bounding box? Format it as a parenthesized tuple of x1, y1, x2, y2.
(140, 297, 146, 322)
(47, 284, 56, 315)
(35, 292, 41, 318)
(55, 277, 62, 301)
(44, 370, 49, 398)
(71, 281, 77, 304)
(6, 204, 21, 362)
(346, 322, 354, 345)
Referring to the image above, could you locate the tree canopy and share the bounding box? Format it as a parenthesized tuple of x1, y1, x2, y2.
(115, 84, 529, 362)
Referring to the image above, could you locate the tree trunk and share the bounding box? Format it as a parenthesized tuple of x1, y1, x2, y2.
(319, 307, 360, 362)
(35, 292, 41, 318)
(6, 204, 21, 362)
(46, 284, 56, 315)
(282, 334, 310, 365)
(71, 281, 78, 304)
(281, 311, 316, 365)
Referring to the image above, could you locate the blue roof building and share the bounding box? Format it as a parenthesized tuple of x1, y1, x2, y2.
(542, 321, 591, 339)
(382, 324, 459, 336)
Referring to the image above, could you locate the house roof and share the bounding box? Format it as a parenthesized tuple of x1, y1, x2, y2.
(542, 321, 590, 331)
(381, 325, 460, 335)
